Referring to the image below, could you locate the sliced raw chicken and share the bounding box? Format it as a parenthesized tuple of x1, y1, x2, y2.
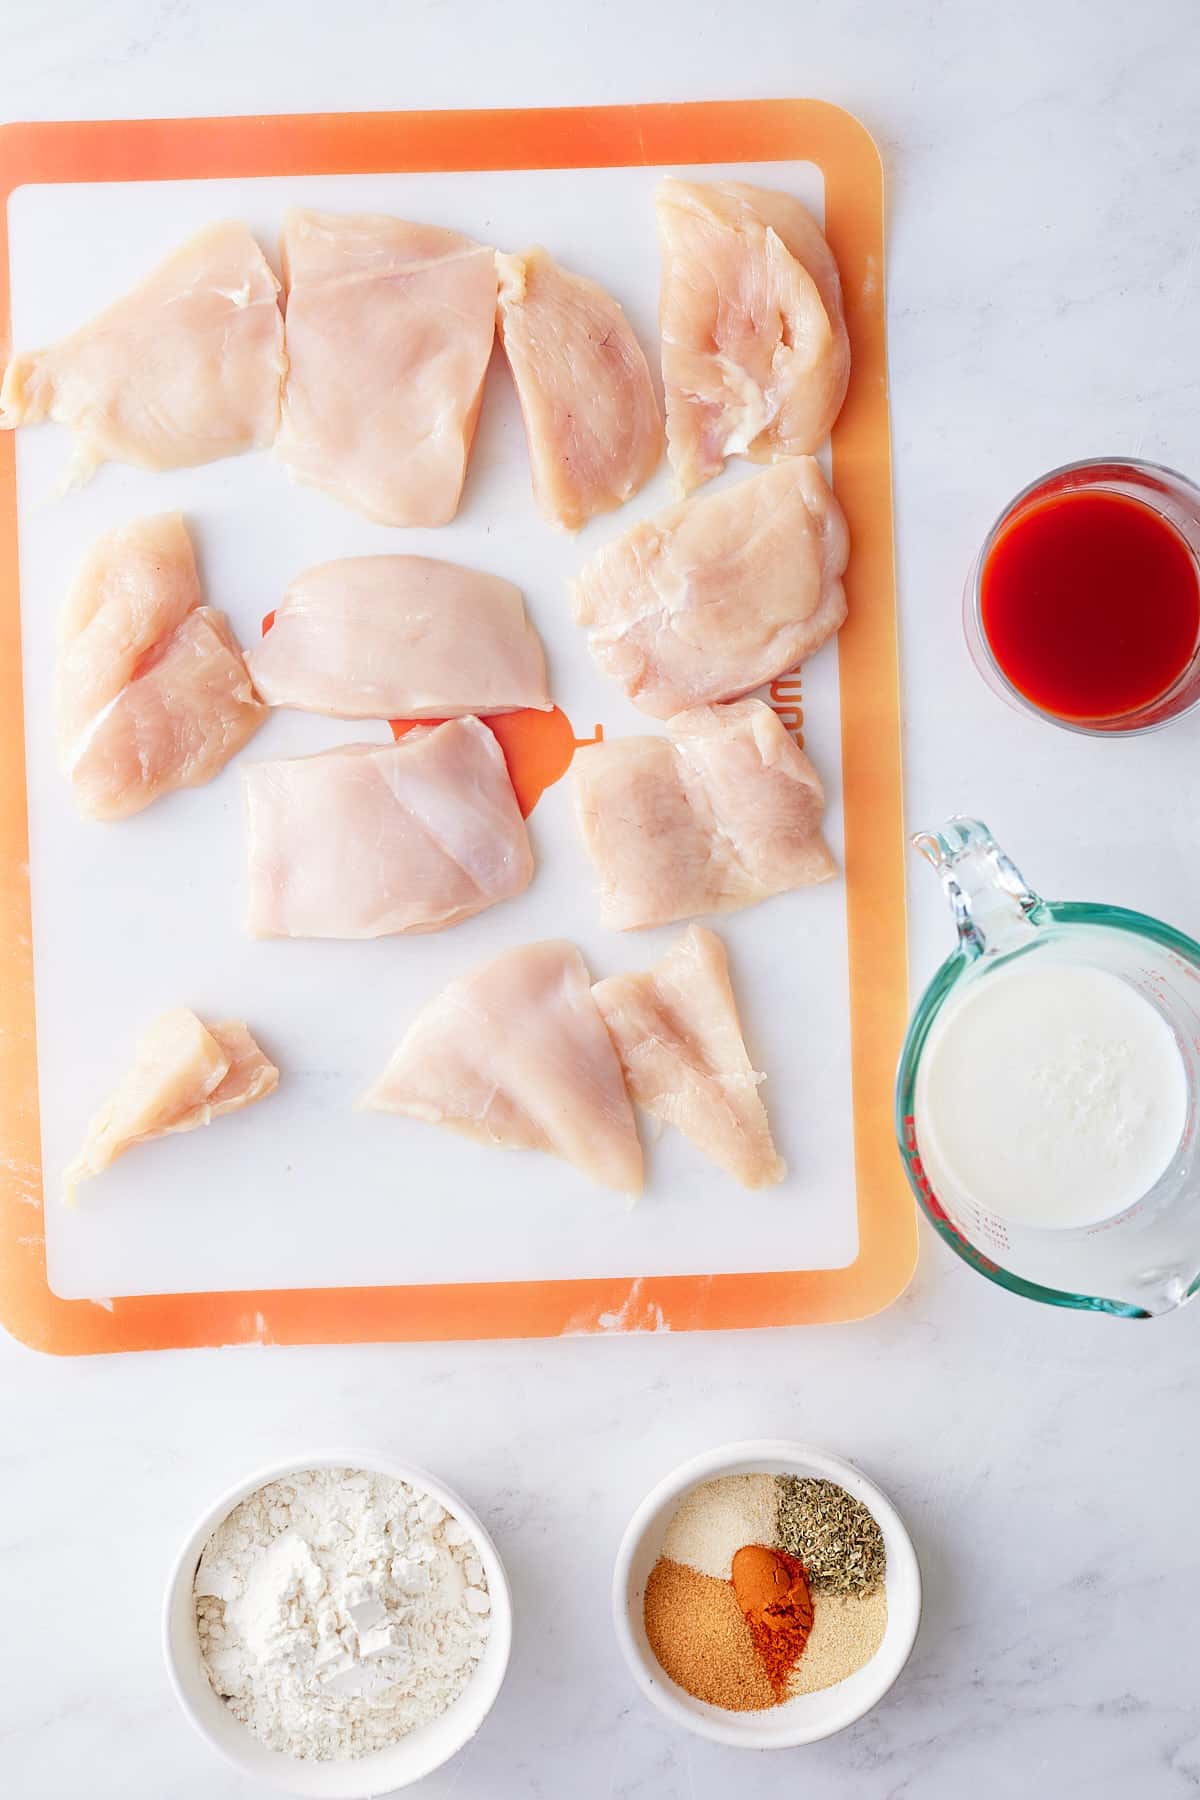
(0, 221, 284, 482)
(245, 555, 551, 720)
(56, 511, 200, 754)
(244, 717, 533, 938)
(594, 926, 785, 1188)
(56, 513, 265, 821)
(201, 1022, 281, 1116)
(361, 940, 643, 1195)
(573, 459, 848, 718)
(65, 1009, 278, 1201)
(68, 609, 267, 823)
(495, 247, 662, 530)
(573, 699, 835, 930)
(276, 208, 497, 526)
(656, 178, 850, 494)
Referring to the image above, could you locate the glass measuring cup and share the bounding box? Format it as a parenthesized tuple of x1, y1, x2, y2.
(895, 818, 1200, 1316)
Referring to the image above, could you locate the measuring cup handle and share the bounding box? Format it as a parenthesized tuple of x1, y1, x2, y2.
(912, 817, 1044, 956)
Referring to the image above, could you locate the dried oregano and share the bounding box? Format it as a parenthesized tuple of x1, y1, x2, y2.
(775, 1476, 886, 1595)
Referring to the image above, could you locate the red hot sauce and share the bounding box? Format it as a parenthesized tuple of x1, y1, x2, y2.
(980, 489, 1200, 723)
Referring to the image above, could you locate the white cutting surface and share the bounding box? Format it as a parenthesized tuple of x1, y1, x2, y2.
(8, 160, 861, 1301)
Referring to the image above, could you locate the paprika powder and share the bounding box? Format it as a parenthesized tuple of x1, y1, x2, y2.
(730, 1543, 814, 1697)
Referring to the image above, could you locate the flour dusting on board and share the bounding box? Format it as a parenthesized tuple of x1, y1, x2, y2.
(593, 1279, 671, 1333)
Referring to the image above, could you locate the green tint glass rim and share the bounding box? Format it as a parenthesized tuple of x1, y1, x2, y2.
(894, 898, 1200, 1318)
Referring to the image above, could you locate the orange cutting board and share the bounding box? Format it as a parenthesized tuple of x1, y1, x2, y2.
(0, 100, 914, 1353)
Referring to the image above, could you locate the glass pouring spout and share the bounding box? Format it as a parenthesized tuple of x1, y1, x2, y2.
(912, 817, 1045, 958)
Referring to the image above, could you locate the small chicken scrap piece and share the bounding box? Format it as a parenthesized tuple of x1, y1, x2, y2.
(65, 1010, 278, 1201)
(245, 554, 552, 720)
(656, 178, 850, 494)
(0, 221, 284, 483)
(495, 247, 662, 530)
(244, 717, 533, 938)
(361, 939, 643, 1195)
(573, 699, 834, 930)
(573, 458, 848, 718)
(593, 925, 785, 1188)
(276, 208, 497, 526)
(55, 513, 265, 821)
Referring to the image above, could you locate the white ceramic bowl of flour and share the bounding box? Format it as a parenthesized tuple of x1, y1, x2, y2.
(164, 1453, 512, 1797)
(613, 1440, 921, 1747)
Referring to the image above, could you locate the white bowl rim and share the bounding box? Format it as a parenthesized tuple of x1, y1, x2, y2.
(611, 1438, 922, 1749)
(163, 1449, 513, 1798)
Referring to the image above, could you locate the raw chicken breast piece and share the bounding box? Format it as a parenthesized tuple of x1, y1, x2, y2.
(244, 717, 533, 939)
(594, 925, 785, 1188)
(276, 208, 497, 526)
(70, 608, 266, 822)
(202, 1022, 282, 1118)
(495, 247, 662, 530)
(65, 1009, 278, 1201)
(573, 459, 848, 718)
(573, 699, 835, 930)
(56, 513, 265, 822)
(55, 511, 200, 755)
(361, 940, 643, 1195)
(0, 221, 284, 483)
(245, 555, 552, 720)
(657, 178, 850, 494)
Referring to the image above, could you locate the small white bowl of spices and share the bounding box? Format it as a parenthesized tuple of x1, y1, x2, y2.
(164, 1453, 512, 1797)
(613, 1440, 920, 1748)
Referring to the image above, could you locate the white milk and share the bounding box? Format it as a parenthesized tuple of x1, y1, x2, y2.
(914, 961, 1188, 1229)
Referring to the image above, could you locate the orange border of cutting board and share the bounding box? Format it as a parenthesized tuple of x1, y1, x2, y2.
(0, 99, 914, 1354)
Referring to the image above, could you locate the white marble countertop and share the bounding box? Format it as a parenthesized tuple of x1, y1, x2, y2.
(4, 2, 1199, 1794)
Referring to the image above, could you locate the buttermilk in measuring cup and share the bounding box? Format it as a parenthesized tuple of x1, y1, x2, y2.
(913, 961, 1188, 1230)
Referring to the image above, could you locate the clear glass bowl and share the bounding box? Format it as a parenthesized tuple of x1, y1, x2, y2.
(963, 456, 1200, 736)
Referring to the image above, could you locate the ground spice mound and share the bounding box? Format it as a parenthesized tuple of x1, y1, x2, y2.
(643, 1557, 776, 1711)
(730, 1544, 814, 1698)
(661, 1474, 778, 1579)
(786, 1587, 888, 1696)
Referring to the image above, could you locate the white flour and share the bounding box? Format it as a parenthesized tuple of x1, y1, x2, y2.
(194, 1468, 490, 1761)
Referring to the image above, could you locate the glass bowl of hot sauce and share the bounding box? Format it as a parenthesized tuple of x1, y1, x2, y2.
(965, 458, 1200, 735)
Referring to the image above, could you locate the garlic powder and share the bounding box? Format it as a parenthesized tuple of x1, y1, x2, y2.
(661, 1473, 778, 1580)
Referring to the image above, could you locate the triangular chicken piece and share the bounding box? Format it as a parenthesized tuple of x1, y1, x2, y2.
(495, 246, 662, 530)
(0, 221, 284, 483)
(56, 513, 265, 821)
(65, 1010, 278, 1201)
(55, 510, 201, 754)
(593, 925, 785, 1188)
(361, 940, 643, 1195)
